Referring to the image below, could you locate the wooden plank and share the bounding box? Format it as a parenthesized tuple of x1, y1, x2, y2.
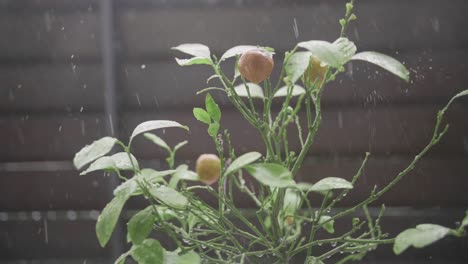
(0, 12, 100, 59)
(123, 105, 468, 158)
(119, 0, 468, 57)
(0, 64, 104, 112)
(1, 156, 466, 210)
(121, 50, 468, 109)
(0, 114, 107, 161)
(0, 103, 465, 161)
(0, 208, 466, 261)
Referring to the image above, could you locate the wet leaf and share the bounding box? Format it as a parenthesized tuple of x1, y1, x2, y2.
(225, 152, 262, 176)
(319, 215, 335, 234)
(297, 40, 345, 68)
(308, 177, 353, 192)
(73, 137, 117, 170)
(205, 94, 221, 122)
(175, 57, 212, 66)
(150, 185, 188, 210)
(130, 120, 188, 144)
(393, 224, 451, 255)
(144, 133, 170, 151)
(131, 239, 164, 264)
(352, 51, 410, 82)
(172, 43, 210, 58)
(285, 51, 312, 84)
(128, 207, 155, 245)
(165, 250, 201, 264)
(220, 45, 257, 61)
(274, 85, 306, 98)
(97, 180, 137, 247)
(245, 163, 295, 188)
(234, 83, 264, 99)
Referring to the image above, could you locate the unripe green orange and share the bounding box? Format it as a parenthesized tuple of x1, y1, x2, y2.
(195, 154, 221, 185)
(238, 49, 274, 84)
(285, 216, 295, 226)
(302, 56, 328, 86)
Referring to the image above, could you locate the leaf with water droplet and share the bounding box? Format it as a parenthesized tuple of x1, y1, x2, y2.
(234, 83, 265, 99)
(351, 51, 410, 82)
(225, 152, 262, 176)
(73, 137, 117, 170)
(393, 224, 452, 255)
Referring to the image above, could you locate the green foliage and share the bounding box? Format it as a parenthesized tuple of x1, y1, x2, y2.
(393, 224, 451, 254)
(351, 51, 410, 82)
(73, 137, 117, 169)
(73, 1, 468, 263)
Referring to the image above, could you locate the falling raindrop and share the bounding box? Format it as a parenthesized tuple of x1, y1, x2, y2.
(140, 64, 146, 69)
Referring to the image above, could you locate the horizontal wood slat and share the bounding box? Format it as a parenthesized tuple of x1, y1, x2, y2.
(0, 0, 467, 59)
(1, 156, 466, 210)
(0, 208, 466, 261)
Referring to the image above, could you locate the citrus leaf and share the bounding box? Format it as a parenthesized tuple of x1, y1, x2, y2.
(244, 163, 295, 188)
(207, 122, 220, 138)
(174, 141, 188, 152)
(171, 43, 210, 58)
(274, 85, 306, 98)
(393, 224, 451, 255)
(234, 83, 265, 99)
(333, 37, 357, 62)
(193, 108, 211, 124)
(283, 189, 301, 216)
(114, 251, 131, 264)
(351, 51, 410, 82)
(205, 94, 221, 122)
(96, 180, 137, 247)
(225, 152, 262, 176)
(308, 177, 353, 192)
(150, 185, 188, 210)
(144, 133, 170, 151)
(319, 215, 335, 234)
(130, 120, 188, 144)
(80, 152, 138, 175)
(297, 40, 345, 68)
(131, 239, 164, 264)
(175, 57, 212, 66)
(169, 165, 199, 189)
(285, 51, 312, 84)
(128, 207, 155, 245)
(165, 250, 201, 264)
(461, 210, 468, 229)
(73, 137, 117, 170)
(220, 45, 257, 61)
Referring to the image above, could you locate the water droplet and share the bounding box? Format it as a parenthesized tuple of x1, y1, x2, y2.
(140, 64, 146, 69)
(31, 211, 41, 221)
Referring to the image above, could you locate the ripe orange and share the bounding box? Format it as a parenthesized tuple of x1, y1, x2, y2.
(302, 56, 328, 86)
(195, 154, 221, 185)
(238, 49, 274, 84)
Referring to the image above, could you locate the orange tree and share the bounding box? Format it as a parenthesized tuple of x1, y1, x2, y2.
(73, 1, 468, 263)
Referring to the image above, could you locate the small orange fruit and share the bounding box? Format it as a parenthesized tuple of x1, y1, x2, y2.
(195, 154, 221, 185)
(238, 49, 274, 84)
(285, 216, 295, 226)
(302, 56, 328, 86)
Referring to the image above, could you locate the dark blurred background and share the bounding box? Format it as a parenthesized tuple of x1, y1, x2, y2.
(0, 0, 467, 263)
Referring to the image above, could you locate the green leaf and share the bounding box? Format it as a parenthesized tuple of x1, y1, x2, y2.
(137, 169, 177, 184)
(131, 239, 164, 264)
(283, 188, 301, 216)
(309, 177, 353, 192)
(333, 38, 357, 63)
(306, 256, 325, 264)
(274, 85, 306, 98)
(130, 120, 188, 144)
(169, 165, 199, 189)
(205, 94, 221, 122)
(111, 152, 139, 171)
(319, 215, 335, 234)
(80, 156, 115, 175)
(73, 137, 117, 170)
(171, 43, 210, 58)
(351, 51, 410, 82)
(193, 108, 211, 124)
(144, 133, 170, 151)
(128, 207, 155, 245)
(114, 251, 131, 264)
(446, 89, 468, 109)
(234, 83, 265, 99)
(220, 45, 258, 61)
(297, 40, 346, 68)
(174, 141, 188, 152)
(150, 185, 188, 210)
(175, 57, 212, 66)
(97, 180, 137, 247)
(285, 51, 312, 84)
(196, 87, 225, 95)
(393, 224, 451, 255)
(165, 250, 201, 264)
(244, 163, 295, 188)
(461, 210, 468, 229)
(225, 152, 262, 176)
(208, 122, 220, 138)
